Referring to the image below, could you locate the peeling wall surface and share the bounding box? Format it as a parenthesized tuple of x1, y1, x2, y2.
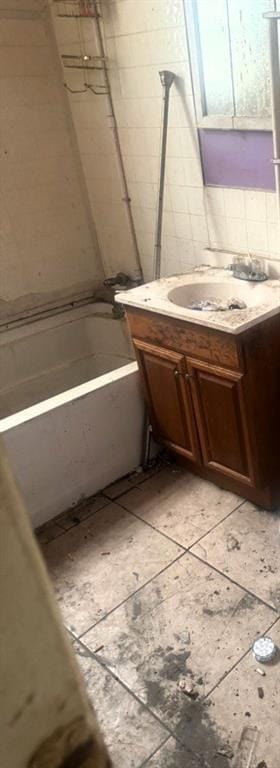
(0, 1, 104, 323)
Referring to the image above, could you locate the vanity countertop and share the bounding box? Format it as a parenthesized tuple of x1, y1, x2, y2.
(116, 267, 280, 334)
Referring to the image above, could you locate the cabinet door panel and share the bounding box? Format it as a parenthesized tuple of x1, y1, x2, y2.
(134, 340, 200, 462)
(188, 358, 254, 484)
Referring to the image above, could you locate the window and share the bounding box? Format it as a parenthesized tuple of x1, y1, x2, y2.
(185, 0, 273, 129)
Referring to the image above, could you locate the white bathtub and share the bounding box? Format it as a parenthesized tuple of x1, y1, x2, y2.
(0, 304, 144, 528)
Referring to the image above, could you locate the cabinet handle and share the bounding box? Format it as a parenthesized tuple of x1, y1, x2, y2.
(185, 373, 193, 380)
(174, 369, 179, 378)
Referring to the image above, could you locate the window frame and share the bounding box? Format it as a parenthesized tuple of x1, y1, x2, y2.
(184, 0, 272, 131)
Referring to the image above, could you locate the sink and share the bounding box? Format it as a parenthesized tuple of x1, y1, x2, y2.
(168, 281, 272, 311)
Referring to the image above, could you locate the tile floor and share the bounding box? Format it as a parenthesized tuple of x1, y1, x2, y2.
(38, 463, 280, 767)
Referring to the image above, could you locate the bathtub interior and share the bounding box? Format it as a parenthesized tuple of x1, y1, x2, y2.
(0, 305, 134, 419)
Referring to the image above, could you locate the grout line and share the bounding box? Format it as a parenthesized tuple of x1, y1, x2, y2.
(189, 549, 280, 614)
(73, 635, 173, 740)
(70, 588, 280, 755)
(37, 465, 163, 540)
(77, 551, 186, 640)
(204, 614, 280, 700)
(138, 736, 171, 768)
(187, 498, 246, 550)
(115, 498, 189, 550)
(105, 25, 185, 41)
(116, 494, 246, 554)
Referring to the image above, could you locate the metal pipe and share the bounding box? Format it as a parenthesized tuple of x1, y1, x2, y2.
(91, 0, 143, 279)
(263, 10, 280, 219)
(153, 70, 175, 281)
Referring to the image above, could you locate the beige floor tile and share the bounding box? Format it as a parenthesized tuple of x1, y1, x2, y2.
(74, 642, 168, 768)
(118, 466, 242, 548)
(144, 736, 214, 767)
(202, 620, 280, 767)
(43, 503, 182, 636)
(82, 553, 274, 738)
(191, 502, 280, 610)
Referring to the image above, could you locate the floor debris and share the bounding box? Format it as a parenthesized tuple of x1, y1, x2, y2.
(256, 668, 266, 677)
(257, 687, 264, 699)
(177, 678, 198, 699)
(216, 745, 234, 759)
(252, 636, 277, 663)
(233, 727, 259, 768)
(226, 534, 241, 552)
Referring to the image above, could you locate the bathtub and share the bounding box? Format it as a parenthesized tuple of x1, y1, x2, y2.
(0, 304, 144, 528)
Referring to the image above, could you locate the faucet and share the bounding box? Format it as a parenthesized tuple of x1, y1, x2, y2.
(228, 255, 268, 282)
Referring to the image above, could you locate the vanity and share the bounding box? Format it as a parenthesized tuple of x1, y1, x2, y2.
(117, 268, 280, 510)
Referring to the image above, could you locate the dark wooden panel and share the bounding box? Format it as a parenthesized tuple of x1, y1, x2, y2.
(126, 308, 241, 370)
(134, 339, 200, 462)
(243, 315, 280, 500)
(187, 358, 254, 485)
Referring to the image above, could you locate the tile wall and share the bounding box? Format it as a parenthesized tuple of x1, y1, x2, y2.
(102, 0, 208, 280)
(52, 0, 280, 282)
(205, 188, 280, 260)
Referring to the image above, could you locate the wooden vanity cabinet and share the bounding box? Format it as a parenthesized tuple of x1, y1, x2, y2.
(126, 307, 280, 510)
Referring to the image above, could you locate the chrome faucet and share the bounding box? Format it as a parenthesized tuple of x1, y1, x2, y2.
(228, 255, 268, 282)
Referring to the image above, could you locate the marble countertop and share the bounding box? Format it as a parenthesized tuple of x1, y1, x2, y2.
(116, 267, 280, 334)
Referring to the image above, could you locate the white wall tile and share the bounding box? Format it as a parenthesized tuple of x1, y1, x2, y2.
(145, 0, 185, 32)
(205, 187, 225, 217)
(163, 210, 176, 237)
(147, 27, 187, 65)
(190, 214, 209, 243)
(227, 218, 248, 252)
(268, 222, 280, 255)
(183, 158, 203, 187)
(247, 220, 268, 252)
(170, 185, 189, 213)
(174, 212, 192, 239)
(224, 188, 245, 219)
(266, 193, 278, 224)
(187, 187, 206, 215)
(245, 190, 266, 222)
(167, 157, 186, 186)
(207, 215, 228, 249)
(135, 182, 157, 209)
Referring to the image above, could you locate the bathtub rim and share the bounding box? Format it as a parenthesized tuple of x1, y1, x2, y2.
(0, 361, 138, 434)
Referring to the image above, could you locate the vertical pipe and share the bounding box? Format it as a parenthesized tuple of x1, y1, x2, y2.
(91, 0, 143, 279)
(264, 11, 280, 218)
(153, 70, 175, 281)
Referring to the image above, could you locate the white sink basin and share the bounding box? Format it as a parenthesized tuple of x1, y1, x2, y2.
(116, 267, 280, 334)
(168, 281, 271, 311)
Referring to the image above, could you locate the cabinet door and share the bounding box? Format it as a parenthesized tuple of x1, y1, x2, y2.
(134, 339, 200, 462)
(187, 358, 254, 485)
